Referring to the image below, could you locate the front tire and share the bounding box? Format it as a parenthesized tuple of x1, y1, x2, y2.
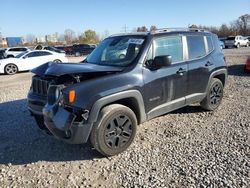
(90, 104, 137, 156)
(4, 64, 18, 75)
(201, 78, 224, 111)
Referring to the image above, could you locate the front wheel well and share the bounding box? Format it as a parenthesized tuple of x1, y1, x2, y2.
(103, 97, 142, 124)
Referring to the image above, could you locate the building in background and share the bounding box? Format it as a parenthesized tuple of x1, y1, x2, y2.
(36, 33, 59, 44)
(0, 32, 8, 48)
(36, 36, 46, 43)
(6, 37, 24, 47)
(46, 33, 59, 43)
(0, 38, 8, 48)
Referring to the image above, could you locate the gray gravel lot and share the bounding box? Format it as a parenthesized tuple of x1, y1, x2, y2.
(0, 49, 249, 187)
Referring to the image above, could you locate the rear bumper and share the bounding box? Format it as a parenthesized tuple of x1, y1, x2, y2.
(27, 91, 92, 144)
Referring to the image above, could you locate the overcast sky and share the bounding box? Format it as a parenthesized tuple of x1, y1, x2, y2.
(0, 0, 249, 37)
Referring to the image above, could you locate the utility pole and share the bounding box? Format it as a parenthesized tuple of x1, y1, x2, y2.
(122, 24, 128, 33)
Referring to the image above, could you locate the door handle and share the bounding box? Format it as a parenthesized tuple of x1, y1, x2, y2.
(176, 68, 186, 75)
(205, 61, 214, 67)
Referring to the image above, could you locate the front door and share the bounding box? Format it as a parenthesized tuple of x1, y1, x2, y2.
(142, 35, 188, 118)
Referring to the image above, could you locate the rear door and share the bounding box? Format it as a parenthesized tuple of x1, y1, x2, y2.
(38, 51, 54, 64)
(185, 34, 215, 102)
(143, 35, 188, 116)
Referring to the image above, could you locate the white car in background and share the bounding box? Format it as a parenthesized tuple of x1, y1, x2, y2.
(224, 35, 249, 48)
(0, 50, 68, 75)
(4, 47, 31, 58)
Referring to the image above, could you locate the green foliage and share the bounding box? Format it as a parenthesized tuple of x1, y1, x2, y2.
(79, 30, 100, 44)
(137, 26, 148, 32)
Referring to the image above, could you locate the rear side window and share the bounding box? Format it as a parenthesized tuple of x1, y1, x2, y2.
(39, 51, 52, 56)
(206, 36, 214, 53)
(20, 48, 27, 51)
(154, 36, 183, 63)
(9, 48, 18, 52)
(9, 48, 26, 52)
(26, 52, 42, 58)
(187, 36, 206, 59)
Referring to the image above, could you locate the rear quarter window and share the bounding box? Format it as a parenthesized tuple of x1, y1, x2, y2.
(206, 36, 214, 53)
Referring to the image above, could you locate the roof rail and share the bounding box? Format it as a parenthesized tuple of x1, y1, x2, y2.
(151, 28, 208, 34)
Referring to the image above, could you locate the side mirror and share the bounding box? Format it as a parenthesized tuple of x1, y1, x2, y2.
(152, 55, 172, 69)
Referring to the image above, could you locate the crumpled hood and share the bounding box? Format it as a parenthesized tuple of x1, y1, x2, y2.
(31, 62, 124, 76)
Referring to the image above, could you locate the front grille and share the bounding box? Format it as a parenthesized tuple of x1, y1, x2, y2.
(32, 76, 50, 96)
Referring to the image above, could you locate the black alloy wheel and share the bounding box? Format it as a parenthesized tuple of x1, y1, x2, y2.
(104, 115, 133, 148)
(90, 104, 137, 156)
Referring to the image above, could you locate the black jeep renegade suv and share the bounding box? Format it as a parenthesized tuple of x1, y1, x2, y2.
(27, 28, 227, 156)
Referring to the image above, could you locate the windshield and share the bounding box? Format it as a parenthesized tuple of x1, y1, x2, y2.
(15, 52, 28, 58)
(86, 36, 145, 66)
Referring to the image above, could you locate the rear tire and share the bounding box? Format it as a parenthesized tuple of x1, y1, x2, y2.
(90, 104, 137, 156)
(200, 78, 224, 111)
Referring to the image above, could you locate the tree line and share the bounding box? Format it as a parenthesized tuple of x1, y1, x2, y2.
(1, 14, 249, 47)
(136, 14, 250, 37)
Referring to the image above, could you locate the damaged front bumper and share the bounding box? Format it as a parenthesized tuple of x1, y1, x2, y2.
(42, 103, 93, 144)
(28, 90, 93, 144)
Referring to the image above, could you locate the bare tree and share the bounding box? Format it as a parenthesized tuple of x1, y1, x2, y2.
(189, 24, 198, 28)
(64, 29, 75, 44)
(238, 14, 250, 35)
(150, 25, 157, 32)
(137, 26, 148, 32)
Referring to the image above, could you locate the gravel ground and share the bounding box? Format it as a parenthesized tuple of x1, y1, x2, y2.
(0, 49, 249, 187)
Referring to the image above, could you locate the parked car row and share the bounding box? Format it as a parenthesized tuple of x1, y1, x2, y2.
(54, 44, 96, 56)
(34, 45, 65, 54)
(219, 35, 249, 49)
(0, 43, 96, 60)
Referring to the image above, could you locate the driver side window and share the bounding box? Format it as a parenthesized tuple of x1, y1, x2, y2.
(153, 36, 183, 63)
